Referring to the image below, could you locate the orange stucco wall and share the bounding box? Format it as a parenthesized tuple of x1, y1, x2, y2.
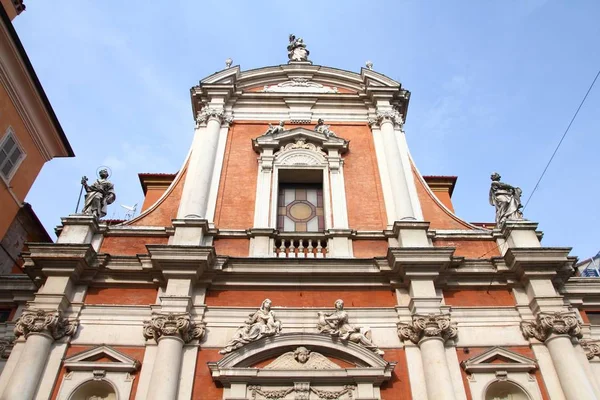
(380, 348, 412, 399)
(431, 190, 454, 212)
(130, 170, 186, 227)
(205, 289, 397, 307)
(433, 239, 500, 258)
(85, 287, 158, 305)
(0, 83, 45, 238)
(192, 348, 224, 400)
(141, 187, 168, 212)
(213, 238, 250, 257)
(50, 345, 145, 400)
(99, 236, 168, 255)
(352, 240, 388, 258)
(444, 289, 515, 307)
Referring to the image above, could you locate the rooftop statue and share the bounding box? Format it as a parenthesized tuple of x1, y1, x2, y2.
(317, 299, 384, 355)
(264, 120, 285, 135)
(287, 34, 310, 62)
(80, 169, 116, 219)
(220, 299, 282, 354)
(489, 172, 524, 225)
(314, 118, 336, 138)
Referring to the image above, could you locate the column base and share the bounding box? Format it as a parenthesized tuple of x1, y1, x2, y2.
(496, 220, 542, 254)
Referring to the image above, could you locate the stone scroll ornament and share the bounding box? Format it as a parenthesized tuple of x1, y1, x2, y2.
(520, 311, 582, 342)
(195, 107, 233, 128)
(581, 340, 600, 360)
(143, 312, 205, 343)
(489, 172, 524, 225)
(287, 34, 310, 62)
(397, 313, 458, 344)
(14, 308, 78, 340)
(220, 299, 282, 354)
(317, 299, 384, 355)
(80, 168, 116, 219)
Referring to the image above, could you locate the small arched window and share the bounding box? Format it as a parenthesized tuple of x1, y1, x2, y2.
(68, 380, 117, 400)
(485, 380, 532, 400)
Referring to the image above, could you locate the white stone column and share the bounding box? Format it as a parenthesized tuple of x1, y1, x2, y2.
(399, 313, 458, 400)
(1, 309, 77, 400)
(253, 149, 274, 229)
(522, 312, 597, 400)
(143, 312, 204, 400)
(370, 109, 416, 221)
(327, 150, 349, 229)
(177, 106, 231, 221)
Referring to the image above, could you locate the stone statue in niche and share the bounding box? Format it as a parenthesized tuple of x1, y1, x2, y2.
(264, 346, 341, 370)
(317, 299, 384, 355)
(314, 118, 336, 138)
(287, 34, 310, 62)
(80, 169, 116, 219)
(489, 172, 524, 225)
(220, 298, 282, 354)
(264, 120, 285, 135)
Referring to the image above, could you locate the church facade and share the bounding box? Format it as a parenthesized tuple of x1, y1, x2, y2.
(0, 37, 599, 400)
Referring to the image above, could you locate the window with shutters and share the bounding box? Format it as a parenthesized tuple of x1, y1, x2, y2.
(0, 128, 25, 182)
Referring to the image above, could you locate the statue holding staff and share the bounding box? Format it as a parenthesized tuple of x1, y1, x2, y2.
(80, 168, 116, 219)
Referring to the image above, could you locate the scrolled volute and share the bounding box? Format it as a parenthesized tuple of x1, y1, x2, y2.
(398, 313, 457, 344)
(520, 311, 582, 342)
(581, 340, 600, 360)
(14, 308, 78, 340)
(143, 312, 205, 343)
(368, 109, 404, 128)
(195, 107, 233, 127)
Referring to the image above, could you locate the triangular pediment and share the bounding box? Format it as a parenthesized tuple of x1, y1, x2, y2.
(64, 345, 140, 373)
(462, 347, 537, 373)
(253, 127, 349, 155)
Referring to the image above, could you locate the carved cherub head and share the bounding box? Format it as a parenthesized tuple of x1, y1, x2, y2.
(294, 347, 311, 363)
(334, 299, 344, 310)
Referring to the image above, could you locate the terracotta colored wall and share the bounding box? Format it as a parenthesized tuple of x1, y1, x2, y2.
(380, 348, 412, 399)
(444, 289, 515, 307)
(340, 124, 387, 230)
(85, 287, 158, 305)
(141, 187, 168, 212)
(0, 84, 45, 238)
(205, 289, 397, 308)
(192, 348, 224, 400)
(131, 170, 186, 227)
(213, 238, 249, 257)
(434, 239, 500, 258)
(456, 347, 550, 400)
(99, 236, 168, 255)
(353, 240, 388, 258)
(431, 190, 454, 212)
(50, 345, 145, 400)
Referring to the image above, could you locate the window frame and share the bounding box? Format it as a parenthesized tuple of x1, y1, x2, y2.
(0, 127, 27, 184)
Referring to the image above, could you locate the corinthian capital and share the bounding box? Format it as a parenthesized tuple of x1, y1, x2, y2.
(143, 312, 205, 343)
(368, 109, 404, 128)
(521, 311, 582, 342)
(195, 107, 233, 128)
(398, 313, 457, 344)
(14, 308, 78, 340)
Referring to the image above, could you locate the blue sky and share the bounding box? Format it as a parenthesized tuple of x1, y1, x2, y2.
(13, 1, 600, 259)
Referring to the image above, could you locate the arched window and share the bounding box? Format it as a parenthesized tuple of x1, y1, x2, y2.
(485, 380, 532, 400)
(69, 380, 117, 400)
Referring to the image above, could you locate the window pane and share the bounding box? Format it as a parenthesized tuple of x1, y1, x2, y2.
(1, 160, 14, 177)
(4, 136, 15, 152)
(9, 147, 22, 164)
(0, 149, 7, 165)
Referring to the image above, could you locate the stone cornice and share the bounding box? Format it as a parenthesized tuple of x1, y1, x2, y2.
(22, 243, 97, 285)
(143, 312, 205, 343)
(520, 311, 582, 342)
(398, 313, 457, 344)
(146, 244, 216, 282)
(504, 247, 575, 284)
(387, 246, 455, 282)
(14, 308, 78, 340)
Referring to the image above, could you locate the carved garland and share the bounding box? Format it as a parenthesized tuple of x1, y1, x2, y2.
(275, 138, 327, 157)
(143, 312, 205, 343)
(398, 313, 458, 344)
(14, 308, 78, 340)
(249, 384, 355, 400)
(520, 311, 582, 342)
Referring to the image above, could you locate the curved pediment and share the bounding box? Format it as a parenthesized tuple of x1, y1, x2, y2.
(253, 127, 349, 156)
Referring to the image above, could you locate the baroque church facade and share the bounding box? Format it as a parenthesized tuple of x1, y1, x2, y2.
(0, 36, 598, 400)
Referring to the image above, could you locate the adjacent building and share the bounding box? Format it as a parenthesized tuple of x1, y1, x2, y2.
(0, 36, 599, 400)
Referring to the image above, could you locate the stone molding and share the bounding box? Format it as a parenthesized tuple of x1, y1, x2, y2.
(520, 311, 582, 342)
(368, 109, 404, 128)
(398, 313, 457, 344)
(143, 312, 205, 343)
(581, 340, 600, 360)
(14, 308, 78, 340)
(195, 107, 233, 127)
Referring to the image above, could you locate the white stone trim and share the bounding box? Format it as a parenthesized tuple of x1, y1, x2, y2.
(205, 124, 230, 223)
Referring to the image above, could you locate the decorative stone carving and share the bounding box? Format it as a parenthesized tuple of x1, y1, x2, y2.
(317, 299, 384, 355)
(225, 57, 233, 68)
(248, 384, 355, 400)
(261, 78, 338, 94)
(220, 299, 282, 354)
(276, 137, 326, 157)
(14, 308, 78, 340)
(264, 120, 286, 135)
(143, 312, 205, 343)
(287, 34, 310, 62)
(489, 172, 524, 225)
(0, 337, 14, 358)
(397, 313, 458, 344)
(195, 107, 233, 128)
(264, 347, 342, 370)
(80, 169, 116, 219)
(520, 311, 582, 342)
(581, 340, 600, 360)
(368, 109, 404, 128)
(314, 119, 336, 138)
(366, 60, 373, 70)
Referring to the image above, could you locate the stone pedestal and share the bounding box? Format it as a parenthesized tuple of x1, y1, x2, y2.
(392, 221, 430, 247)
(170, 218, 211, 246)
(497, 221, 541, 255)
(326, 229, 353, 258)
(56, 214, 102, 248)
(249, 228, 276, 257)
